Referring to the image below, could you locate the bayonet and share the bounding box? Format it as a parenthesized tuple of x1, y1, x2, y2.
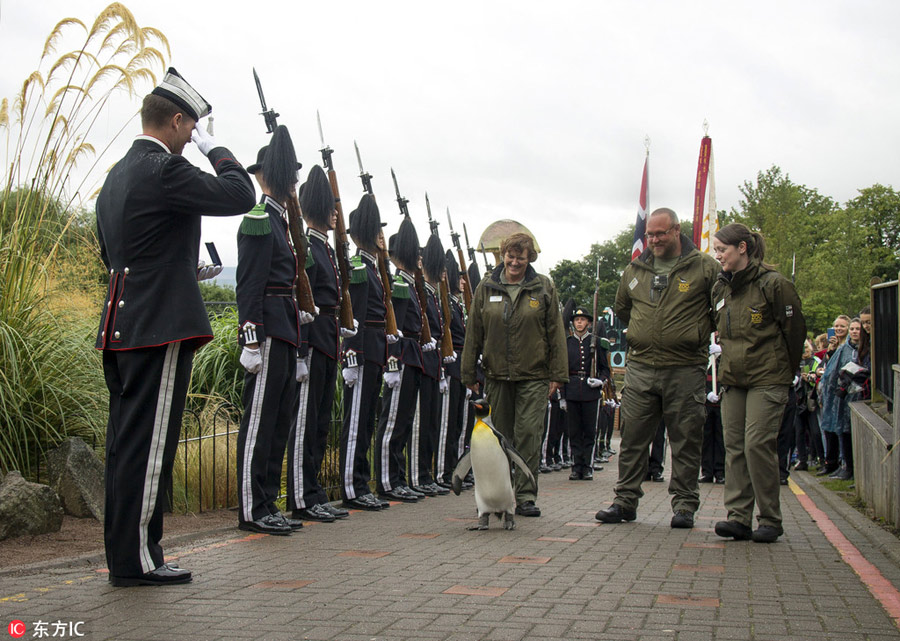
(447, 208, 472, 311)
(353, 141, 374, 196)
(391, 168, 410, 217)
(253, 67, 279, 134)
(463, 223, 477, 264)
(316, 110, 334, 169)
(425, 192, 439, 236)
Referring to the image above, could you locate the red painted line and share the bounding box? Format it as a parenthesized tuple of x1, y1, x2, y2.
(793, 488, 900, 629)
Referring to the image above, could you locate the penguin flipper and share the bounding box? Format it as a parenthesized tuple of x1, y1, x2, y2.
(451, 452, 472, 495)
(506, 449, 536, 487)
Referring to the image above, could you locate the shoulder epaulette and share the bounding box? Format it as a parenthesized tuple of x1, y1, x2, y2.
(240, 204, 271, 236)
(392, 275, 410, 299)
(350, 259, 367, 284)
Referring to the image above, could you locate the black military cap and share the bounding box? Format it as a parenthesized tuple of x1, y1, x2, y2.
(152, 67, 211, 121)
(573, 307, 593, 322)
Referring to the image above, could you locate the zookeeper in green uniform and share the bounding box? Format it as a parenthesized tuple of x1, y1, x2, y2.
(710, 223, 806, 543)
(595, 207, 720, 529)
(461, 232, 568, 518)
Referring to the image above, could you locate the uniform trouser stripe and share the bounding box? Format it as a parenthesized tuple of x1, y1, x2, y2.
(138, 342, 180, 573)
(410, 394, 421, 485)
(378, 365, 405, 491)
(239, 338, 272, 522)
(435, 386, 451, 480)
(342, 370, 365, 499)
(290, 363, 312, 509)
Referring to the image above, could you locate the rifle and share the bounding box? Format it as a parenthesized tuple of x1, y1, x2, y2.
(316, 111, 355, 331)
(391, 168, 432, 346)
(591, 258, 600, 379)
(479, 241, 494, 273)
(425, 193, 454, 359)
(446, 208, 473, 311)
(353, 141, 398, 336)
(251, 68, 316, 316)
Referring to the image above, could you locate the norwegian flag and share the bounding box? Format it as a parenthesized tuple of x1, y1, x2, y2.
(631, 153, 649, 261)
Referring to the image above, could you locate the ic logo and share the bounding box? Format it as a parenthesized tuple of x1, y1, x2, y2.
(7, 620, 26, 638)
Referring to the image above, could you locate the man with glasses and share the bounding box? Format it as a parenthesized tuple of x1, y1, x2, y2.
(595, 208, 720, 529)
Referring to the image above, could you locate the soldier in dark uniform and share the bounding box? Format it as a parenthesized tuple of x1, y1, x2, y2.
(235, 126, 305, 536)
(375, 218, 436, 502)
(412, 235, 453, 496)
(560, 307, 610, 480)
(96, 69, 255, 585)
(340, 195, 397, 511)
(287, 165, 357, 523)
(436, 250, 468, 488)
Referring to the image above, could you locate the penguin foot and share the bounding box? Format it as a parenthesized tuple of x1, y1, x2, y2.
(503, 513, 516, 530)
(467, 514, 490, 530)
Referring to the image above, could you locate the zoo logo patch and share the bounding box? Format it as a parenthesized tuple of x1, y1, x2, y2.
(749, 307, 763, 324)
(529, 297, 540, 309)
(677, 278, 690, 292)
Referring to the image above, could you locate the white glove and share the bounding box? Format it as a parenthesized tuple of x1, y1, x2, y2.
(707, 391, 720, 403)
(465, 388, 473, 399)
(439, 375, 450, 395)
(240, 346, 262, 374)
(443, 351, 457, 364)
(296, 356, 310, 383)
(384, 370, 402, 389)
(422, 338, 437, 352)
(386, 331, 400, 345)
(792, 375, 801, 386)
(342, 366, 360, 387)
(340, 319, 359, 338)
(197, 260, 223, 281)
(299, 306, 319, 325)
(586, 377, 603, 388)
(559, 398, 568, 411)
(709, 343, 723, 356)
(191, 122, 218, 156)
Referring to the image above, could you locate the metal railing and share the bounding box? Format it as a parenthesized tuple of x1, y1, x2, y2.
(871, 277, 898, 410)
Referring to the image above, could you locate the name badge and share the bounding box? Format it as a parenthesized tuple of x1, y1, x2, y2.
(629, 278, 639, 290)
(489, 296, 503, 303)
(715, 299, 725, 311)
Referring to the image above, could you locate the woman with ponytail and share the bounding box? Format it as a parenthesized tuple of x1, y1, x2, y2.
(709, 224, 806, 544)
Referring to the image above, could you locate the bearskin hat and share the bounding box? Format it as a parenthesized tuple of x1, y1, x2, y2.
(467, 262, 481, 293)
(422, 235, 445, 283)
(247, 125, 300, 203)
(445, 250, 460, 294)
(348, 194, 383, 249)
(390, 217, 420, 271)
(299, 165, 334, 228)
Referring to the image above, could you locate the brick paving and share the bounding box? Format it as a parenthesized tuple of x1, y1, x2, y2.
(2, 442, 900, 641)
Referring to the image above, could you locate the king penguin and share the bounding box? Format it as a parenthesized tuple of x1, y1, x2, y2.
(451, 401, 535, 530)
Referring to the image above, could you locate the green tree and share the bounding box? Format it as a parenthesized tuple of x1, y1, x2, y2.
(550, 226, 634, 310)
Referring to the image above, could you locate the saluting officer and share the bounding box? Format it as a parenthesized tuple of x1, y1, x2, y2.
(96, 69, 255, 586)
(412, 235, 453, 496)
(287, 166, 357, 523)
(340, 195, 396, 511)
(235, 126, 305, 536)
(375, 219, 435, 503)
(560, 307, 610, 480)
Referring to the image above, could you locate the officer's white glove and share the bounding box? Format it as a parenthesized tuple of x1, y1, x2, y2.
(465, 388, 473, 400)
(707, 391, 720, 403)
(386, 331, 401, 345)
(559, 398, 568, 411)
(197, 260, 223, 281)
(340, 319, 359, 338)
(422, 338, 437, 352)
(296, 356, 310, 383)
(384, 370, 402, 389)
(443, 351, 457, 365)
(709, 343, 723, 356)
(298, 306, 319, 325)
(342, 366, 360, 388)
(586, 377, 603, 388)
(240, 346, 262, 374)
(191, 122, 218, 156)
(792, 375, 800, 386)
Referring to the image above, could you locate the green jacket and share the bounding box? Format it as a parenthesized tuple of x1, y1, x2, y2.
(712, 260, 806, 387)
(614, 235, 721, 368)
(461, 264, 568, 385)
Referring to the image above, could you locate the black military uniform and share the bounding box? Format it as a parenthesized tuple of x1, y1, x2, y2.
(437, 251, 468, 487)
(287, 166, 347, 522)
(412, 280, 444, 493)
(235, 129, 304, 536)
(340, 195, 392, 510)
(560, 308, 610, 480)
(375, 220, 427, 502)
(96, 69, 255, 583)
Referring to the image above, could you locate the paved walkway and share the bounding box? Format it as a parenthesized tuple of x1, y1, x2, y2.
(2, 444, 900, 641)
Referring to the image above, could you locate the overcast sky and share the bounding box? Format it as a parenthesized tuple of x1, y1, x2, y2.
(2, 1, 899, 274)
